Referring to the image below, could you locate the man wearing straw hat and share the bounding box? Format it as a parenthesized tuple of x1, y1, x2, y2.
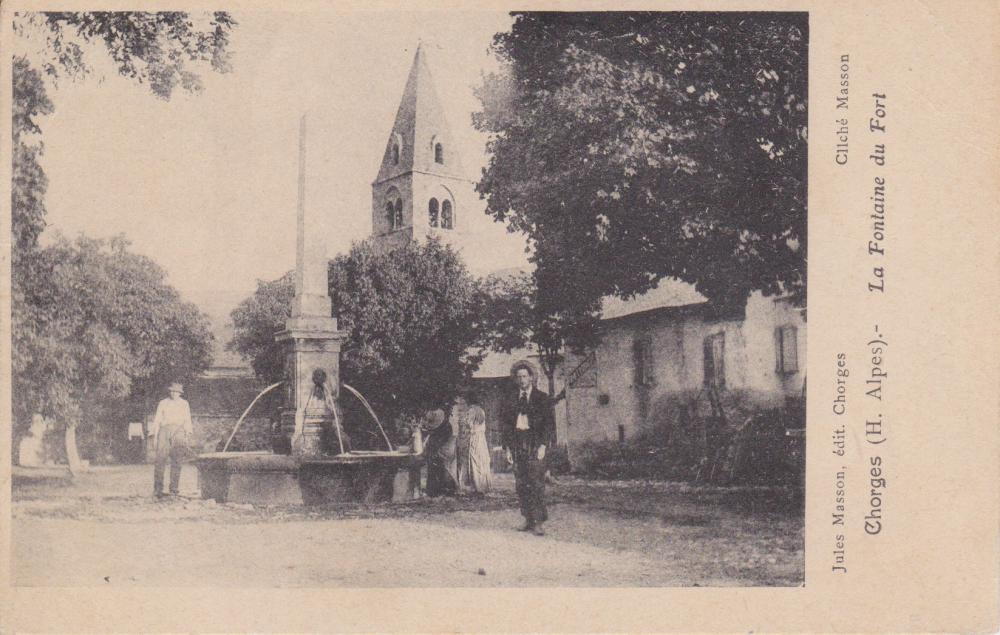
(148, 381, 194, 498)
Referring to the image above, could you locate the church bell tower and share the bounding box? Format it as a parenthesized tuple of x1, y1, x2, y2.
(370, 43, 477, 254)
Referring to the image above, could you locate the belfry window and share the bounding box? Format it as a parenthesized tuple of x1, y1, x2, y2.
(385, 201, 395, 229)
(385, 187, 404, 231)
(428, 198, 439, 228)
(394, 199, 403, 229)
(441, 200, 454, 229)
(392, 143, 400, 165)
(434, 143, 444, 164)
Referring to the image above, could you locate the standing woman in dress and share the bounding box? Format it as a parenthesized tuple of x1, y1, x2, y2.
(460, 405, 493, 495)
(455, 401, 472, 494)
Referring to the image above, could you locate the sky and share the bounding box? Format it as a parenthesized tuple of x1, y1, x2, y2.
(23, 10, 525, 337)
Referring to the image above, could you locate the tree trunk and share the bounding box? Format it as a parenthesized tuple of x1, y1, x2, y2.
(65, 421, 83, 477)
(545, 368, 567, 403)
(539, 347, 564, 404)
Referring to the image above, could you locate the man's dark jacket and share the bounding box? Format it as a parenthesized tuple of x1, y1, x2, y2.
(500, 386, 555, 452)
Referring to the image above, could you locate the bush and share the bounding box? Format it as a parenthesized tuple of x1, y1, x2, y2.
(546, 444, 571, 474)
(571, 391, 805, 484)
(571, 439, 694, 480)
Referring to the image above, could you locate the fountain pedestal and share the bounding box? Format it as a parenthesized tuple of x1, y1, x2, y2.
(275, 315, 346, 456)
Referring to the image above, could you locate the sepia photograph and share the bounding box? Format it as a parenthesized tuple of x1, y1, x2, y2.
(9, 9, 807, 589)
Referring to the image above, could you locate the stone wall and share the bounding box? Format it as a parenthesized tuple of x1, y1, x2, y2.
(193, 415, 273, 453)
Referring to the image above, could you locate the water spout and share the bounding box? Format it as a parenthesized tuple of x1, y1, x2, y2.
(222, 381, 284, 452)
(342, 384, 395, 452)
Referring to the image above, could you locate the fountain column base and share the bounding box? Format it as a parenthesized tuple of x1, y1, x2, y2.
(274, 315, 345, 456)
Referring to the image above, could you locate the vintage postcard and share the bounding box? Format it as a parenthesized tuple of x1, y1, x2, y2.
(1, 0, 997, 632)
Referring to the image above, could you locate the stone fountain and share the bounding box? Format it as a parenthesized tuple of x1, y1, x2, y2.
(196, 115, 418, 505)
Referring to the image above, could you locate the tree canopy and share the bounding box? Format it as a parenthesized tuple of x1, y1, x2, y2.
(12, 236, 214, 459)
(227, 273, 295, 382)
(11, 57, 53, 261)
(478, 269, 598, 399)
(10, 12, 236, 464)
(474, 12, 807, 330)
(14, 11, 236, 99)
(230, 239, 485, 423)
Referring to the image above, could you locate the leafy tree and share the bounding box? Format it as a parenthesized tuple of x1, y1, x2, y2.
(14, 236, 213, 472)
(230, 239, 485, 424)
(227, 273, 295, 382)
(14, 11, 235, 99)
(479, 269, 599, 401)
(333, 240, 485, 422)
(11, 57, 52, 262)
(10, 12, 235, 466)
(474, 12, 807, 344)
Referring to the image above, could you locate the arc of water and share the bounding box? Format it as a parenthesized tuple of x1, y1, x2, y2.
(222, 381, 284, 453)
(330, 399, 346, 455)
(322, 377, 346, 455)
(342, 383, 395, 452)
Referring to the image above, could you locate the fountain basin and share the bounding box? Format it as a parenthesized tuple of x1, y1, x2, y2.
(196, 451, 422, 505)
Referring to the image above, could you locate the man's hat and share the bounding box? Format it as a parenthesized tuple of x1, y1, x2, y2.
(510, 359, 539, 380)
(168, 382, 184, 394)
(423, 409, 446, 431)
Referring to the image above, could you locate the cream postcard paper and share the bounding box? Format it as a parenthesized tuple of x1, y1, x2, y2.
(1, 0, 997, 632)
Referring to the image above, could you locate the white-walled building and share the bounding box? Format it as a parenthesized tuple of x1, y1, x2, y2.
(564, 281, 806, 460)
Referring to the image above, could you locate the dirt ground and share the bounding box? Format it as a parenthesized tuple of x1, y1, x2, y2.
(12, 464, 803, 587)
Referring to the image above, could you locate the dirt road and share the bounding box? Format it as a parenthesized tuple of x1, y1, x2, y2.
(12, 465, 803, 587)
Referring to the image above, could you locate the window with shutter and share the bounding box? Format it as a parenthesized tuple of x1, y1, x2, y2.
(633, 338, 652, 386)
(703, 333, 725, 389)
(776, 325, 799, 374)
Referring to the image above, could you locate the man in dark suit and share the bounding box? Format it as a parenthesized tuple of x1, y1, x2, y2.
(502, 361, 555, 536)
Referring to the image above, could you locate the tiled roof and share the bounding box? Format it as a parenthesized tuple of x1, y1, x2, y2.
(600, 278, 707, 320)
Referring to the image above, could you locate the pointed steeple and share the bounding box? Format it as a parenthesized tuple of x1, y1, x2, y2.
(374, 42, 465, 184)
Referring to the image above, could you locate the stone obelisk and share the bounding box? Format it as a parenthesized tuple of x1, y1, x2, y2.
(275, 114, 345, 456)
